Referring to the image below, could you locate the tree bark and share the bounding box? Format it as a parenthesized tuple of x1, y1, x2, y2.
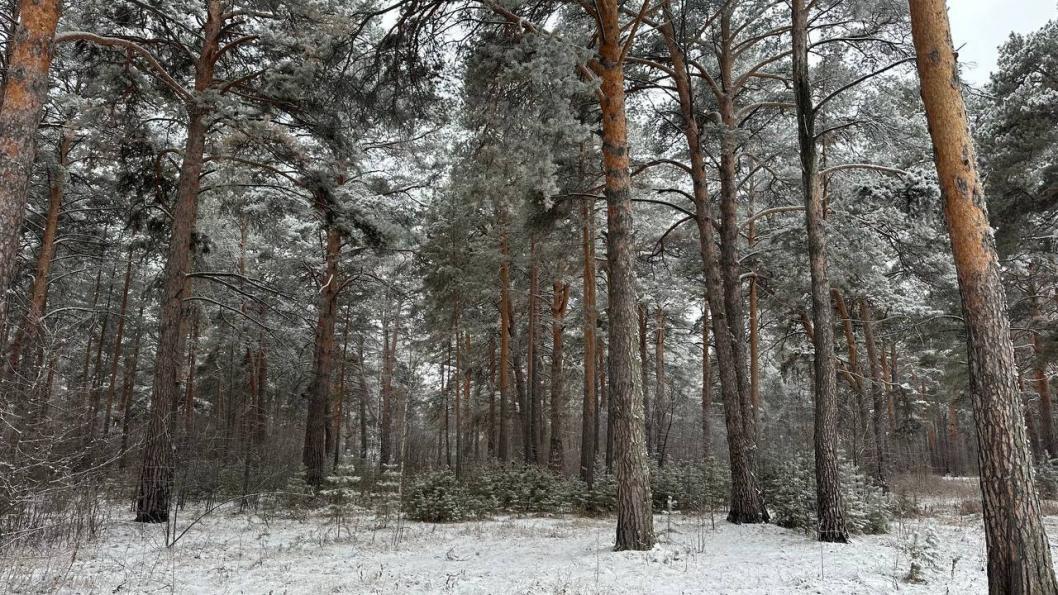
(792, 0, 848, 543)
(859, 299, 890, 487)
(303, 219, 341, 488)
(0, 0, 62, 321)
(639, 303, 651, 455)
(498, 213, 512, 463)
(103, 247, 134, 437)
(656, 0, 766, 524)
(702, 306, 712, 459)
(135, 1, 222, 523)
(580, 197, 597, 486)
(910, 1, 1058, 590)
(549, 281, 569, 473)
(596, 0, 654, 550)
(5, 126, 68, 400)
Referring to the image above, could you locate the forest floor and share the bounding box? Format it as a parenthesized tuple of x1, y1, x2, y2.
(3, 476, 1054, 594)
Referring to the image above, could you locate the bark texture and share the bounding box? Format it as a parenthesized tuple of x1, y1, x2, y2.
(792, 0, 848, 543)
(0, 0, 61, 321)
(597, 0, 654, 550)
(909, 1, 1058, 590)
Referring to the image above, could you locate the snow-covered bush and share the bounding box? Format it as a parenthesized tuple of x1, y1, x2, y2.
(320, 463, 361, 535)
(572, 469, 617, 514)
(762, 454, 892, 535)
(476, 465, 575, 513)
(901, 526, 941, 583)
(650, 459, 730, 513)
(405, 471, 486, 522)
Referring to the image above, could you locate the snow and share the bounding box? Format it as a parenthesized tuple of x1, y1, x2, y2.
(5, 502, 1045, 594)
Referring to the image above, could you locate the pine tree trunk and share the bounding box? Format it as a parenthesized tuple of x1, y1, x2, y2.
(580, 199, 597, 485)
(103, 247, 134, 437)
(1030, 287, 1055, 458)
(549, 282, 569, 473)
(639, 303, 652, 456)
(5, 128, 66, 399)
(357, 334, 369, 463)
(859, 299, 890, 487)
(136, 2, 222, 523)
(303, 220, 341, 488)
(702, 306, 712, 459)
(119, 303, 144, 469)
(0, 0, 61, 321)
(487, 336, 497, 459)
(498, 216, 512, 463)
(527, 238, 543, 464)
(654, 308, 667, 464)
(792, 0, 848, 543)
(657, 0, 766, 523)
(833, 288, 870, 464)
(909, 1, 1058, 588)
(596, 0, 654, 550)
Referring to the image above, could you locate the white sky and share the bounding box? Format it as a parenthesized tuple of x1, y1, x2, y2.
(948, 0, 1057, 84)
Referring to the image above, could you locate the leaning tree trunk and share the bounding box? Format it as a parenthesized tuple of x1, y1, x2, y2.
(5, 127, 68, 397)
(0, 0, 61, 322)
(909, 1, 1058, 590)
(657, 0, 766, 523)
(303, 219, 341, 488)
(792, 0, 848, 543)
(596, 0, 654, 551)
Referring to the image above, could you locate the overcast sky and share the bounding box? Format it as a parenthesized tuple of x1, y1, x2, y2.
(948, 0, 1057, 84)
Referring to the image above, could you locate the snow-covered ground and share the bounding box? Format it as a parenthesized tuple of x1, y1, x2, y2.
(3, 499, 1041, 594)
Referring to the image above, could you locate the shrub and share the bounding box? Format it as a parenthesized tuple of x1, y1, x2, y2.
(1036, 458, 1058, 500)
(405, 471, 485, 522)
(761, 453, 892, 535)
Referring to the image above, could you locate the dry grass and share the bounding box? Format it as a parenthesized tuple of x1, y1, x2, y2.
(891, 473, 1058, 519)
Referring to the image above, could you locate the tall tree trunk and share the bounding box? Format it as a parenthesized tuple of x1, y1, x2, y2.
(303, 220, 341, 488)
(792, 0, 848, 543)
(103, 247, 134, 437)
(5, 127, 68, 394)
(119, 303, 144, 469)
(654, 308, 666, 464)
(549, 281, 569, 473)
(135, 2, 222, 523)
(859, 299, 890, 487)
(86, 266, 115, 444)
(596, 0, 654, 550)
(498, 215, 512, 463)
(487, 335, 497, 459)
(334, 309, 350, 468)
(715, 4, 756, 442)
(833, 288, 869, 464)
(580, 198, 597, 486)
(909, 1, 1058, 589)
(657, 0, 766, 524)
(379, 298, 401, 468)
(526, 238, 542, 464)
(639, 303, 651, 455)
(0, 0, 61, 321)
(357, 334, 369, 463)
(601, 334, 613, 474)
(702, 306, 712, 459)
(1030, 285, 1055, 458)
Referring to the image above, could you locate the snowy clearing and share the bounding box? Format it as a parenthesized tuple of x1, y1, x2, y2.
(3, 503, 1045, 594)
